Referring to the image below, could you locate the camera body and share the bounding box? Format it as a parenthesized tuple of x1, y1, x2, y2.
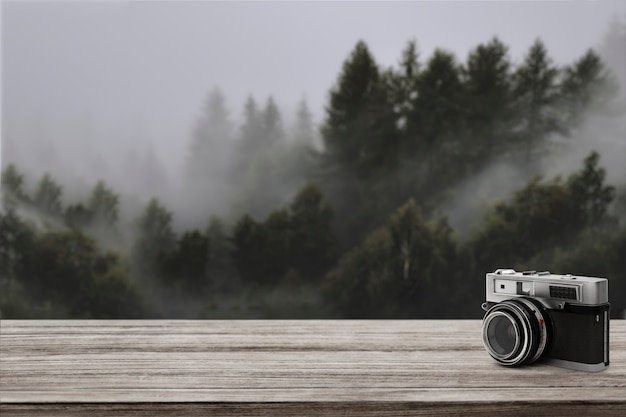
(481, 269, 609, 372)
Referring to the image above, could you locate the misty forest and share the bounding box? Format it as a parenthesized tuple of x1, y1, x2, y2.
(2, 24, 626, 319)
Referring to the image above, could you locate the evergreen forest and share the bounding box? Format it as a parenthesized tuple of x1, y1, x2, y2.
(2, 36, 626, 319)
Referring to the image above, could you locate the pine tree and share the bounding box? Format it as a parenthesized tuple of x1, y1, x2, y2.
(321, 40, 394, 176)
(598, 16, 626, 97)
(34, 173, 63, 217)
(261, 96, 284, 146)
(165, 230, 210, 293)
(294, 97, 315, 143)
(239, 95, 263, 153)
(464, 37, 514, 163)
(186, 88, 233, 185)
(1, 164, 30, 209)
(0, 205, 35, 287)
(231, 214, 266, 284)
(319, 40, 399, 246)
(64, 204, 94, 230)
(205, 216, 234, 289)
(414, 49, 466, 190)
(288, 184, 336, 281)
(263, 208, 291, 282)
(133, 198, 176, 276)
(389, 39, 421, 156)
(88, 181, 119, 229)
(560, 49, 617, 130)
(513, 39, 561, 163)
(567, 151, 615, 228)
(184, 88, 233, 221)
(416, 49, 465, 148)
(379, 40, 427, 215)
(230, 94, 265, 189)
(206, 216, 230, 266)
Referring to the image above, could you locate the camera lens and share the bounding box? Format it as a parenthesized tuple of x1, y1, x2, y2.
(482, 298, 549, 366)
(485, 313, 519, 356)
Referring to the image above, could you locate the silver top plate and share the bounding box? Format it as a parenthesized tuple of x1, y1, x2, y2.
(486, 269, 608, 308)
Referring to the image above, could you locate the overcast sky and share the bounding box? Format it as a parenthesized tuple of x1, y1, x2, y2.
(2, 0, 625, 179)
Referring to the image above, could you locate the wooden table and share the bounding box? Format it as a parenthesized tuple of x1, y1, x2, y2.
(1, 320, 624, 416)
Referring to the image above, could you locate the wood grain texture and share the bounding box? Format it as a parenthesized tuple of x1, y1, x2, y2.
(1, 320, 625, 416)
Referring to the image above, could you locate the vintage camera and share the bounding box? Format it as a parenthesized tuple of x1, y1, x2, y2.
(481, 269, 609, 372)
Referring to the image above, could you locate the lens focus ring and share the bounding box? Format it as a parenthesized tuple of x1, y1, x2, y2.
(483, 311, 521, 360)
(482, 298, 548, 366)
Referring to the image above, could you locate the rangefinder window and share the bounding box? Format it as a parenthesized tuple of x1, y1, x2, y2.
(549, 285, 578, 300)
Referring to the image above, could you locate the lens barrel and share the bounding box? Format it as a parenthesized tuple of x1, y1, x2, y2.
(482, 298, 549, 366)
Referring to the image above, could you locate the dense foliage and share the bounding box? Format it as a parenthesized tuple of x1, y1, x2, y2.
(2, 35, 625, 318)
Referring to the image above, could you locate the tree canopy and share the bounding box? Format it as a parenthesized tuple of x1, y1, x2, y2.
(2, 33, 625, 319)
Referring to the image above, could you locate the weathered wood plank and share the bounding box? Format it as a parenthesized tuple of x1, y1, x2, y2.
(1, 320, 625, 416)
(3, 401, 626, 417)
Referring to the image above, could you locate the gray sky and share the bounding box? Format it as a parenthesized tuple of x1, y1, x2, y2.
(2, 0, 625, 182)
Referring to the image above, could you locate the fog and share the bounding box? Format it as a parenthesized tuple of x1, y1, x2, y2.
(3, 1, 625, 221)
(3, 1, 626, 239)
(441, 109, 626, 240)
(3, 1, 626, 319)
